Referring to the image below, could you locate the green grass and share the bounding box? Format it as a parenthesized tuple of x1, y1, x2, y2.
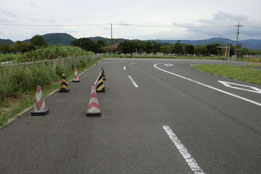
(102, 54, 225, 60)
(0, 54, 22, 63)
(0, 56, 102, 128)
(192, 64, 261, 85)
(18, 46, 93, 62)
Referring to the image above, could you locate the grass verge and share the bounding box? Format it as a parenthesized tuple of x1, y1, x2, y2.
(192, 64, 261, 85)
(102, 54, 225, 60)
(0, 56, 102, 128)
(0, 54, 22, 63)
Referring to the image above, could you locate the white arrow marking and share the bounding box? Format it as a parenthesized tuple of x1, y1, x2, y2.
(218, 80, 261, 94)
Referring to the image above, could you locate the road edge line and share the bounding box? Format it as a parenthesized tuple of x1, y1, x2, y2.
(154, 64, 261, 107)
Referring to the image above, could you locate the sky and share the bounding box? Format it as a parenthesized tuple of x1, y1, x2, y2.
(0, 0, 261, 41)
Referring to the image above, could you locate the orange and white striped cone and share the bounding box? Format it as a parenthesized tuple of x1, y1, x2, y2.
(86, 85, 101, 116)
(72, 67, 80, 82)
(31, 85, 49, 116)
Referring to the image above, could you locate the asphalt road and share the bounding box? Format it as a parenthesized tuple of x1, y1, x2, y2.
(0, 58, 261, 174)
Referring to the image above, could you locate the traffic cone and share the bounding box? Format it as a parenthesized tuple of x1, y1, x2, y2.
(31, 85, 49, 116)
(86, 85, 101, 116)
(101, 67, 106, 81)
(96, 74, 105, 93)
(59, 74, 70, 93)
(72, 67, 80, 82)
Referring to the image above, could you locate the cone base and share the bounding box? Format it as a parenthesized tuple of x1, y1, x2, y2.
(59, 88, 70, 93)
(31, 109, 49, 116)
(72, 80, 80, 82)
(86, 112, 101, 117)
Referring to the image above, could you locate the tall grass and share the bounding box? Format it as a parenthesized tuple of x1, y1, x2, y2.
(0, 54, 22, 63)
(0, 57, 97, 103)
(18, 46, 93, 62)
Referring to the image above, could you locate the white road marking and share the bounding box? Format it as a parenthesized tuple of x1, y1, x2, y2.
(164, 64, 174, 66)
(128, 75, 139, 88)
(123, 66, 126, 70)
(218, 80, 261, 94)
(154, 64, 261, 107)
(129, 62, 137, 65)
(163, 125, 205, 174)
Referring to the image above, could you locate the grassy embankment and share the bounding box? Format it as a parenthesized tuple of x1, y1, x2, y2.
(102, 54, 225, 60)
(0, 54, 22, 63)
(192, 64, 261, 85)
(0, 46, 100, 127)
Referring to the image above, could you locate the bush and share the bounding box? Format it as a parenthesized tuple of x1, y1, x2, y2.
(18, 46, 93, 62)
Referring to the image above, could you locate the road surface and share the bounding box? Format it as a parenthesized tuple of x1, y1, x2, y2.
(0, 58, 261, 174)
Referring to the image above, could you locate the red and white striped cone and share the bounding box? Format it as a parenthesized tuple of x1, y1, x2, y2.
(72, 67, 80, 82)
(31, 85, 49, 116)
(86, 85, 101, 116)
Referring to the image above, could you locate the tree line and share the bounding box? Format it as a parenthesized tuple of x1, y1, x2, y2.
(2, 35, 261, 57)
(116, 40, 261, 57)
(0, 35, 48, 54)
(71, 38, 261, 57)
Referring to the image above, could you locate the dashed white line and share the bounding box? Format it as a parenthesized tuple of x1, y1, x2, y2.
(128, 75, 139, 88)
(123, 66, 126, 70)
(163, 125, 205, 174)
(154, 64, 261, 107)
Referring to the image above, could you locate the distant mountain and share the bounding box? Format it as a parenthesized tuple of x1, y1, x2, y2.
(23, 33, 76, 46)
(0, 39, 14, 45)
(156, 37, 261, 50)
(1, 34, 261, 50)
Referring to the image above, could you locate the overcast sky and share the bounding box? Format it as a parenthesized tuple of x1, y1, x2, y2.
(1, 0, 261, 41)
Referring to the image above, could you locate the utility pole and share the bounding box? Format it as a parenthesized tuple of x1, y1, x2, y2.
(110, 23, 113, 54)
(234, 23, 243, 58)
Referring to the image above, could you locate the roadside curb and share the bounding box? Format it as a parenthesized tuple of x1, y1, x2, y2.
(2, 63, 98, 129)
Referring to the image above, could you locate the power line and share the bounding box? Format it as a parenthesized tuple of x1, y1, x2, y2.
(0, 22, 110, 27)
(0, 22, 260, 29)
(114, 23, 235, 28)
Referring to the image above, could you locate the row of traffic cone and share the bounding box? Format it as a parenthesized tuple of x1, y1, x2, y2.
(31, 67, 106, 116)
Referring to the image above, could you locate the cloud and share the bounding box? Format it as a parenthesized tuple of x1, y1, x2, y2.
(0, 17, 7, 23)
(30, 2, 37, 7)
(173, 11, 261, 40)
(1, 10, 18, 18)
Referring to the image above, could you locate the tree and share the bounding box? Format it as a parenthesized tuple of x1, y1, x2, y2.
(172, 40, 183, 55)
(0, 43, 10, 53)
(117, 40, 138, 54)
(31, 35, 48, 47)
(10, 41, 35, 53)
(183, 44, 195, 55)
(160, 46, 171, 54)
(71, 38, 104, 53)
(194, 45, 207, 56)
(97, 39, 107, 47)
(205, 43, 220, 56)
